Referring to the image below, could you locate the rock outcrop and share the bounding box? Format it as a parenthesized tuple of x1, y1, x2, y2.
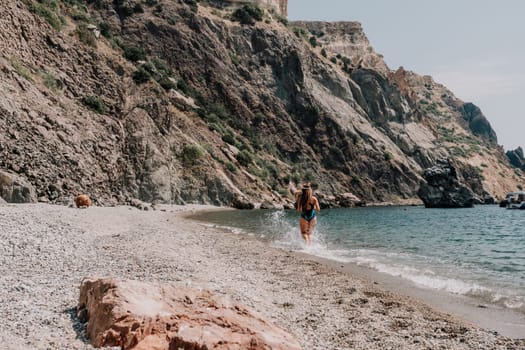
(417, 159, 475, 208)
(0, 170, 36, 203)
(459, 103, 498, 146)
(0, 0, 522, 207)
(506, 147, 525, 170)
(78, 278, 302, 350)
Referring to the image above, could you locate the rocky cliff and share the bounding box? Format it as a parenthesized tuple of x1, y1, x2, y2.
(0, 0, 523, 207)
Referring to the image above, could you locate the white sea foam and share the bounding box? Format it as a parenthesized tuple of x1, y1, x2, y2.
(291, 245, 525, 312)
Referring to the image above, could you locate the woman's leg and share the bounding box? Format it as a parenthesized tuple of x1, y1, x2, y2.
(300, 218, 309, 242)
(305, 218, 316, 244)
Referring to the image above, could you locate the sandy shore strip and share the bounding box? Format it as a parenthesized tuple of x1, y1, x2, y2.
(1, 204, 524, 350)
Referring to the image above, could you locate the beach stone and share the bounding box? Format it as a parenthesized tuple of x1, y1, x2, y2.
(78, 278, 302, 350)
(128, 198, 150, 211)
(0, 170, 37, 203)
(417, 159, 475, 208)
(75, 194, 92, 208)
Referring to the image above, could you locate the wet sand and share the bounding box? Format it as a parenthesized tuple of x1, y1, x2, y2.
(301, 253, 525, 339)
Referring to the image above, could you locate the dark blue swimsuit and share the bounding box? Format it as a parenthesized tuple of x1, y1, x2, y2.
(301, 203, 316, 222)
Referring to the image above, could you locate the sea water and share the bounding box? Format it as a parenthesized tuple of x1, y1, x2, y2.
(192, 205, 525, 313)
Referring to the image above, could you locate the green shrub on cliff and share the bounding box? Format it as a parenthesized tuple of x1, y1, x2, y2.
(123, 45, 147, 62)
(236, 150, 254, 166)
(132, 67, 151, 84)
(28, 0, 65, 30)
(98, 21, 112, 38)
(309, 36, 318, 48)
(41, 71, 60, 91)
(10, 57, 33, 82)
(226, 162, 238, 174)
(182, 144, 204, 166)
(82, 95, 106, 114)
(232, 4, 263, 25)
(76, 24, 96, 47)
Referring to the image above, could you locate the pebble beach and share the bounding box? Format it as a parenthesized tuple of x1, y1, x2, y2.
(1, 203, 524, 349)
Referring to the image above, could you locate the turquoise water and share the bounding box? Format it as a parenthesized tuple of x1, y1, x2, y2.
(193, 205, 525, 313)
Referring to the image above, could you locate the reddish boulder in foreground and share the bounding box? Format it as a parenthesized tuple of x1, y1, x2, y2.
(78, 278, 302, 350)
(75, 194, 92, 208)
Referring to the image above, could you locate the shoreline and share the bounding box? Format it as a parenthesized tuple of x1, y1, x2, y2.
(1, 203, 524, 349)
(295, 252, 525, 339)
(189, 207, 525, 339)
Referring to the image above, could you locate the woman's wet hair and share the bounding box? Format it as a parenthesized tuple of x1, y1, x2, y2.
(298, 183, 313, 212)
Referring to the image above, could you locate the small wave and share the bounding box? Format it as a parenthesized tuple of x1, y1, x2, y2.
(491, 249, 517, 254)
(471, 290, 525, 313)
(296, 247, 525, 313)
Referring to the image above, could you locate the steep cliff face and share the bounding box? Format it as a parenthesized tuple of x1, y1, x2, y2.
(0, 0, 522, 206)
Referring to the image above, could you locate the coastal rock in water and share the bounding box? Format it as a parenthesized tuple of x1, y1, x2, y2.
(231, 194, 255, 210)
(78, 278, 302, 350)
(0, 170, 37, 203)
(336, 192, 362, 207)
(418, 159, 475, 208)
(316, 192, 338, 209)
(260, 200, 282, 209)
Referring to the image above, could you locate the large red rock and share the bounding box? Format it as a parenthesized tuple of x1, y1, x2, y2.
(78, 278, 302, 350)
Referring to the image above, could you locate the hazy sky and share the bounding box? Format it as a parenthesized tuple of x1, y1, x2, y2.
(288, 0, 525, 150)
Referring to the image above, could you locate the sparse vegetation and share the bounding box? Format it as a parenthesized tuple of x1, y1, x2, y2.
(82, 95, 106, 114)
(309, 36, 318, 48)
(292, 26, 307, 39)
(123, 45, 147, 62)
(275, 14, 288, 26)
(236, 150, 254, 166)
(41, 71, 60, 91)
(99, 22, 112, 38)
(158, 77, 176, 91)
(113, 0, 146, 17)
(154, 4, 163, 14)
(27, 0, 65, 31)
(76, 24, 96, 47)
(232, 4, 263, 25)
(222, 133, 236, 146)
(226, 162, 237, 173)
(132, 67, 151, 84)
(182, 144, 204, 166)
(10, 57, 33, 81)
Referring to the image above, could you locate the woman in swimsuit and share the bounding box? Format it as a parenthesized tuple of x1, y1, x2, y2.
(295, 183, 320, 245)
